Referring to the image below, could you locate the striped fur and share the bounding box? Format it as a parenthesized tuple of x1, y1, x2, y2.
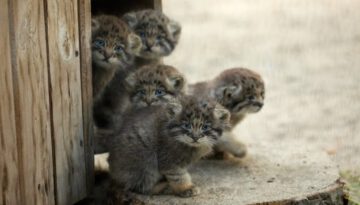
(108, 95, 229, 197)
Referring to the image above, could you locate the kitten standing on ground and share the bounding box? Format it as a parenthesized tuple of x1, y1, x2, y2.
(108, 95, 230, 200)
(91, 15, 142, 101)
(94, 64, 186, 153)
(189, 68, 265, 159)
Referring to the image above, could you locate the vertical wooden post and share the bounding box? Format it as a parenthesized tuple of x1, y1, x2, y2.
(0, 1, 21, 204)
(7, 0, 55, 204)
(78, 0, 94, 196)
(1, 0, 162, 204)
(45, 0, 89, 204)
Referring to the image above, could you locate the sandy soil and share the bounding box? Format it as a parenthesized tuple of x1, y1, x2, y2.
(163, 0, 360, 172)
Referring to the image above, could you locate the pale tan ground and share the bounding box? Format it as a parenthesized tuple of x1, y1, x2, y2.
(163, 0, 360, 172)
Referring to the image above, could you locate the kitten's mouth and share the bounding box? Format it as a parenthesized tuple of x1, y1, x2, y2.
(231, 101, 263, 113)
(189, 141, 202, 147)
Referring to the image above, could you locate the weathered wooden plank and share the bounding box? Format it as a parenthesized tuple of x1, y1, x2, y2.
(7, 0, 55, 204)
(78, 0, 94, 196)
(0, 1, 21, 205)
(45, 0, 87, 204)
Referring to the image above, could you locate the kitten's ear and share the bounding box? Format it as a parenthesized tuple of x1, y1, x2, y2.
(166, 101, 182, 116)
(91, 19, 100, 34)
(167, 20, 181, 41)
(124, 72, 137, 91)
(123, 12, 138, 28)
(214, 104, 231, 124)
(212, 85, 242, 99)
(127, 33, 142, 54)
(166, 75, 185, 92)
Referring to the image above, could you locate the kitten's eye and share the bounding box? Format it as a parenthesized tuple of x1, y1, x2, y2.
(137, 89, 146, 95)
(248, 96, 255, 101)
(114, 45, 124, 53)
(260, 91, 265, 97)
(94, 39, 105, 47)
(139, 32, 146, 38)
(182, 122, 192, 130)
(201, 124, 211, 132)
(155, 89, 165, 97)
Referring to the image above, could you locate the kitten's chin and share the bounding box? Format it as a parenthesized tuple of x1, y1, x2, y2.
(175, 136, 214, 148)
(235, 105, 262, 115)
(94, 60, 130, 70)
(132, 101, 167, 109)
(138, 49, 169, 59)
(93, 60, 113, 69)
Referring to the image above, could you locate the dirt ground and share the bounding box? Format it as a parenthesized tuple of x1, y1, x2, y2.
(163, 0, 360, 172)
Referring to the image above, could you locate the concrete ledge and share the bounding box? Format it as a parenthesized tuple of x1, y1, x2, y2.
(137, 144, 343, 205)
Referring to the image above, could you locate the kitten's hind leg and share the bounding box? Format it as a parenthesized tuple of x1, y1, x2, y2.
(162, 169, 200, 198)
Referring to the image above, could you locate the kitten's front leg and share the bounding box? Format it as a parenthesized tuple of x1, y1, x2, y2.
(214, 131, 247, 158)
(161, 168, 200, 198)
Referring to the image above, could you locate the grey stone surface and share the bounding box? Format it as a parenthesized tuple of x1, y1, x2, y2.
(137, 143, 341, 205)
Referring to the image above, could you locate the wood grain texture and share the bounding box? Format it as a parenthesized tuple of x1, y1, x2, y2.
(78, 0, 94, 196)
(45, 0, 87, 204)
(0, 1, 21, 205)
(8, 0, 55, 204)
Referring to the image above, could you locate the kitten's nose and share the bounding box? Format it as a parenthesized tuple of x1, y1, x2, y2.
(191, 133, 203, 142)
(145, 98, 153, 106)
(191, 137, 199, 142)
(145, 44, 152, 51)
(103, 49, 112, 60)
(145, 40, 155, 50)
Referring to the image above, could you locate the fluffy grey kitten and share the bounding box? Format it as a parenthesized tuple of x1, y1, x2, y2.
(122, 9, 181, 67)
(91, 15, 141, 101)
(189, 67, 265, 158)
(108, 95, 230, 197)
(93, 64, 186, 153)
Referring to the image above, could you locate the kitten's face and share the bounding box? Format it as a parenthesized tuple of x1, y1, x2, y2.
(166, 97, 230, 148)
(125, 64, 185, 109)
(91, 15, 142, 69)
(123, 10, 181, 59)
(213, 68, 265, 115)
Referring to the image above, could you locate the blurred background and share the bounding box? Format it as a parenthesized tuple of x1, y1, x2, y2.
(163, 0, 360, 173)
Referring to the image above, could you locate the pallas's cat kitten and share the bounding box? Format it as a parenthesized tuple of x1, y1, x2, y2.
(190, 68, 265, 158)
(108, 95, 230, 197)
(91, 15, 142, 100)
(94, 64, 186, 153)
(122, 9, 181, 66)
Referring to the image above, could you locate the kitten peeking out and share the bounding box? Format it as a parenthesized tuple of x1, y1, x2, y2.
(122, 9, 181, 65)
(91, 15, 142, 100)
(189, 68, 265, 158)
(109, 95, 230, 198)
(125, 64, 186, 109)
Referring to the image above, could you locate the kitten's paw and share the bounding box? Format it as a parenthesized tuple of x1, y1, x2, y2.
(232, 147, 247, 158)
(227, 141, 247, 158)
(177, 186, 200, 198)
